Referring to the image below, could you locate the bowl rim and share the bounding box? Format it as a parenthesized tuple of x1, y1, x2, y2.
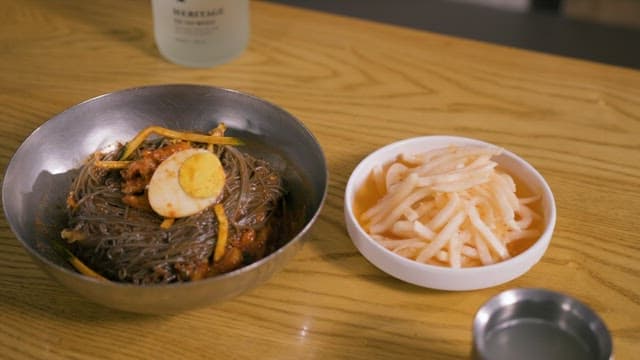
(344, 135, 557, 277)
(2, 83, 329, 289)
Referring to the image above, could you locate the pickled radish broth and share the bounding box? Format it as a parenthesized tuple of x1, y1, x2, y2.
(353, 144, 543, 269)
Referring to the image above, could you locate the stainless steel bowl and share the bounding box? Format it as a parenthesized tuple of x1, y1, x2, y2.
(2, 84, 328, 314)
(472, 288, 612, 360)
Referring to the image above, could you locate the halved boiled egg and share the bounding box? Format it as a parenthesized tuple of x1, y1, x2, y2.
(148, 148, 225, 218)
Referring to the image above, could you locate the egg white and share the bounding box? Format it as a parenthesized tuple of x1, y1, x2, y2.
(147, 148, 223, 218)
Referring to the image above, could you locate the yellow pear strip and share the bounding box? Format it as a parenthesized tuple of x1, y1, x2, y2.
(94, 160, 132, 169)
(120, 126, 243, 160)
(160, 218, 175, 229)
(53, 239, 108, 281)
(213, 204, 229, 262)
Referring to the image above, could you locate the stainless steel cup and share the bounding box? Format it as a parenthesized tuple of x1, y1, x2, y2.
(472, 288, 612, 360)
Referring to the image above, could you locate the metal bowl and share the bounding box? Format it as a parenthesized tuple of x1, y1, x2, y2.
(2, 84, 328, 314)
(472, 288, 612, 360)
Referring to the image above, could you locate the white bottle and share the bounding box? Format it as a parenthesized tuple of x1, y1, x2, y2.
(151, 0, 250, 68)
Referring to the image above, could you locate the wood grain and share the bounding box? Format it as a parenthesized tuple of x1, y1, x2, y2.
(1, 0, 639, 359)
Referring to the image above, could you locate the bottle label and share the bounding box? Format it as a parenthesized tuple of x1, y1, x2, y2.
(171, 1, 225, 44)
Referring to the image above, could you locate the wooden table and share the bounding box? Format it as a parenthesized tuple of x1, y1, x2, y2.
(1, 1, 638, 359)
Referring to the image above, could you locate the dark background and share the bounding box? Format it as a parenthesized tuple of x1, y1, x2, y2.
(266, 0, 640, 70)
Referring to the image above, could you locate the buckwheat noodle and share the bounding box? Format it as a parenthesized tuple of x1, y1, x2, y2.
(65, 139, 286, 284)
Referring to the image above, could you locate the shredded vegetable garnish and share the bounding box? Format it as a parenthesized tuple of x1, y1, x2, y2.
(213, 204, 229, 262)
(119, 126, 243, 160)
(359, 145, 542, 268)
(52, 239, 107, 281)
(93, 160, 132, 169)
(160, 218, 175, 229)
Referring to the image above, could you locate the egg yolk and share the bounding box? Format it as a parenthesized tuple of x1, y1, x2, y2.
(179, 152, 225, 198)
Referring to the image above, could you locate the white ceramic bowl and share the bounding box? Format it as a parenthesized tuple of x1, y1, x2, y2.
(344, 136, 556, 291)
